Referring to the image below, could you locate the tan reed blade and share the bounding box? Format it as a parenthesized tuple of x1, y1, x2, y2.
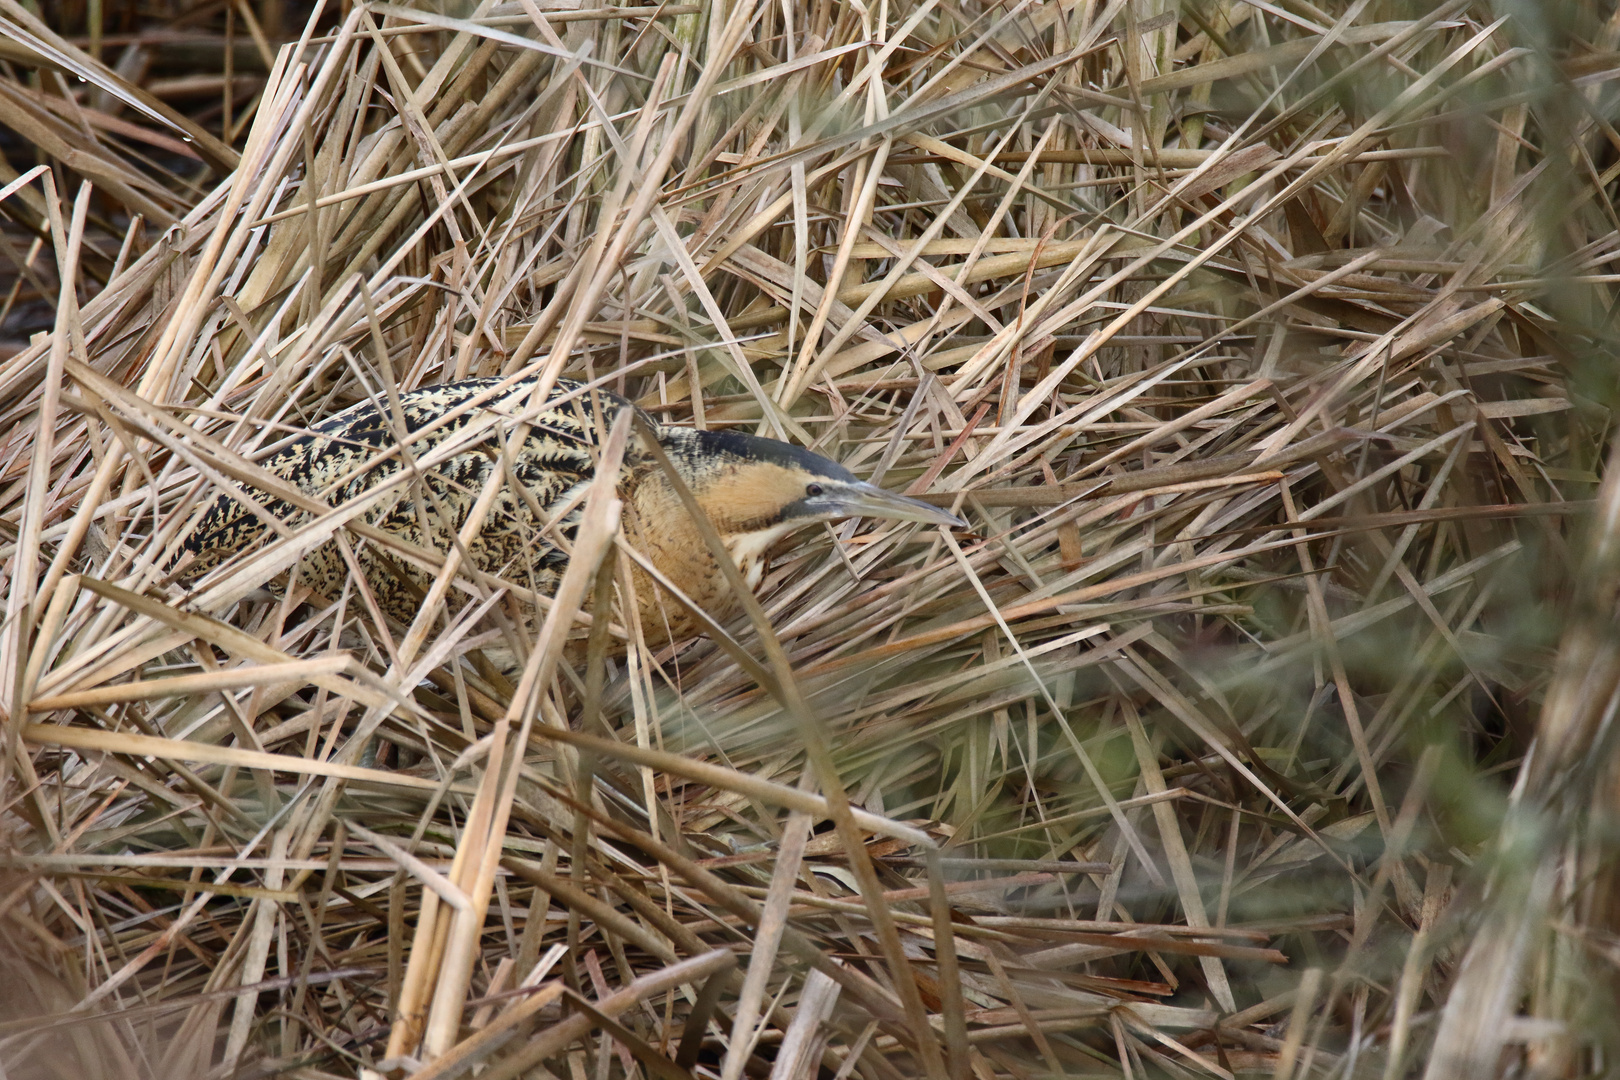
(1, 2, 1617, 1077)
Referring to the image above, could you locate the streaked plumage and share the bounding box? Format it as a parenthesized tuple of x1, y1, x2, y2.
(174, 375, 962, 642)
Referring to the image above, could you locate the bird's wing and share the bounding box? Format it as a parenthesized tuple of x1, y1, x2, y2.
(171, 377, 637, 592)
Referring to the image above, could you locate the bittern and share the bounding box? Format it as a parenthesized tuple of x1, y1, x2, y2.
(176, 375, 965, 642)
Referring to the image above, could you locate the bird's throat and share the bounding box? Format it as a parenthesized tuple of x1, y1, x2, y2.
(621, 475, 808, 639)
(723, 521, 803, 591)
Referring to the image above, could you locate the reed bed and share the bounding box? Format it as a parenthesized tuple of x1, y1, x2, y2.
(2, 0, 1617, 1076)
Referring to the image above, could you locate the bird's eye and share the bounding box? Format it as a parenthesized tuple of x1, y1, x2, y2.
(806, 483, 824, 498)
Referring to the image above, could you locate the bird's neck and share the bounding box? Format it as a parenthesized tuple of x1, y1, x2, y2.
(621, 459, 801, 626)
(720, 520, 803, 590)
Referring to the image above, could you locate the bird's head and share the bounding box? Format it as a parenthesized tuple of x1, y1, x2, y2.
(650, 427, 965, 586)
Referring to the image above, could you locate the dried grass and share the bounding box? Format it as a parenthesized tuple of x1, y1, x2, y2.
(2, 1, 1618, 1077)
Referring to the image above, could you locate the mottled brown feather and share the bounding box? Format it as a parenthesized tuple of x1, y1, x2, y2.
(172, 376, 870, 644)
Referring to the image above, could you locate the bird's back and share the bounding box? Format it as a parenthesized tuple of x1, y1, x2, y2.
(175, 376, 635, 622)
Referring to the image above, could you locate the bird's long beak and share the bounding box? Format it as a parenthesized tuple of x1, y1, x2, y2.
(819, 482, 967, 529)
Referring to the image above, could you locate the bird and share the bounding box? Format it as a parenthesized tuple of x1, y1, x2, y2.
(173, 374, 965, 644)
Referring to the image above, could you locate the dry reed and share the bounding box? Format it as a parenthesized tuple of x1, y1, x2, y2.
(2, 0, 1618, 1077)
